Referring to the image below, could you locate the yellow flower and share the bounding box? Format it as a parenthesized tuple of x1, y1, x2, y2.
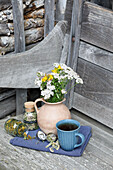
(58, 65, 63, 70)
(23, 132, 27, 136)
(52, 68, 58, 73)
(42, 74, 48, 82)
(48, 74, 53, 81)
(28, 135, 32, 139)
(52, 65, 63, 73)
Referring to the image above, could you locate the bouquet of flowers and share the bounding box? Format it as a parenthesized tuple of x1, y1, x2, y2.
(35, 63, 83, 103)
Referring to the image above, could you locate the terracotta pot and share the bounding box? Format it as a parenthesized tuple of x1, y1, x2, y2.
(34, 98, 71, 135)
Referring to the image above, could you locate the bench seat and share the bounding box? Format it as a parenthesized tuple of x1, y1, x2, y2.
(0, 111, 113, 170)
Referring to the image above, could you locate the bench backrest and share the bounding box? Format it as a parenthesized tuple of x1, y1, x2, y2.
(67, 0, 113, 129)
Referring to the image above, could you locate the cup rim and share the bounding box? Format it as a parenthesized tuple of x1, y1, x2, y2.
(56, 119, 80, 132)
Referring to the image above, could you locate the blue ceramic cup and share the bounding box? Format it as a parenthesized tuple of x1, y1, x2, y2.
(56, 119, 85, 151)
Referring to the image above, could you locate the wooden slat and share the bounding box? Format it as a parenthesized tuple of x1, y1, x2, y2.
(81, 1, 113, 52)
(55, 0, 67, 21)
(64, 0, 73, 33)
(0, 95, 15, 118)
(1, 113, 113, 169)
(11, 0, 25, 53)
(0, 21, 67, 88)
(11, 0, 27, 115)
(0, 89, 15, 118)
(75, 58, 113, 110)
(60, 33, 69, 64)
(73, 92, 113, 129)
(79, 41, 113, 72)
(0, 89, 15, 102)
(71, 112, 113, 167)
(66, 0, 84, 108)
(44, 0, 55, 37)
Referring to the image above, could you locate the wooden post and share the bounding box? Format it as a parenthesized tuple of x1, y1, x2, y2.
(64, 0, 73, 33)
(55, 0, 67, 21)
(44, 0, 55, 37)
(66, 0, 85, 108)
(11, 0, 27, 115)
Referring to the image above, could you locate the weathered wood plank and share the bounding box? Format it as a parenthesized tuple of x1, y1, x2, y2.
(71, 112, 113, 167)
(0, 96, 15, 118)
(79, 41, 113, 72)
(66, 0, 84, 108)
(75, 58, 113, 109)
(16, 89, 27, 115)
(55, 0, 67, 21)
(0, 89, 15, 102)
(11, 0, 25, 53)
(44, 0, 55, 37)
(60, 33, 69, 64)
(0, 89, 15, 118)
(11, 0, 27, 115)
(64, 0, 73, 33)
(73, 92, 113, 129)
(1, 113, 113, 169)
(0, 21, 67, 88)
(81, 1, 113, 52)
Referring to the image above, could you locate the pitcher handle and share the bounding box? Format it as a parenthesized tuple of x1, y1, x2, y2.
(34, 98, 43, 114)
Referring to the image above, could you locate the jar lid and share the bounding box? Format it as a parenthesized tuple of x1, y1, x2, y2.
(24, 101, 34, 109)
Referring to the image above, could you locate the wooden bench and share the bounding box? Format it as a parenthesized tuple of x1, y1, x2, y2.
(0, 0, 113, 169)
(0, 110, 113, 170)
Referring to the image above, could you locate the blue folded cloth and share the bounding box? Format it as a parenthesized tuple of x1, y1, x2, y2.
(10, 126, 92, 157)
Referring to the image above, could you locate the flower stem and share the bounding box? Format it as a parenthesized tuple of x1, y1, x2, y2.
(66, 82, 78, 94)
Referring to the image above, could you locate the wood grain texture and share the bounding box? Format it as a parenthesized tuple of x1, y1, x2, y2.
(24, 8, 45, 19)
(0, 89, 15, 102)
(0, 113, 113, 169)
(60, 33, 69, 64)
(44, 0, 55, 37)
(16, 89, 27, 115)
(73, 92, 113, 129)
(64, 0, 73, 33)
(73, 57, 113, 128)
(55, 0, 67, 21)
(81, 1, 113, 52)
(11, 0, 26, 115)
(75, 58, 113, 109)
(0, 95, 15, 118)
(8, 18, 44, 33)
(79, 41, 113, 72)
(11, 0, 25, 53)
(0, 21, 67, 88)
(71, 112, 113, 166)
(66, 0, 84, 108)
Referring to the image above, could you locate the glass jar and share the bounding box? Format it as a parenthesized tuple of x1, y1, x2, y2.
(23, 101, 38, 130)
(4, 118, 27, 137)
